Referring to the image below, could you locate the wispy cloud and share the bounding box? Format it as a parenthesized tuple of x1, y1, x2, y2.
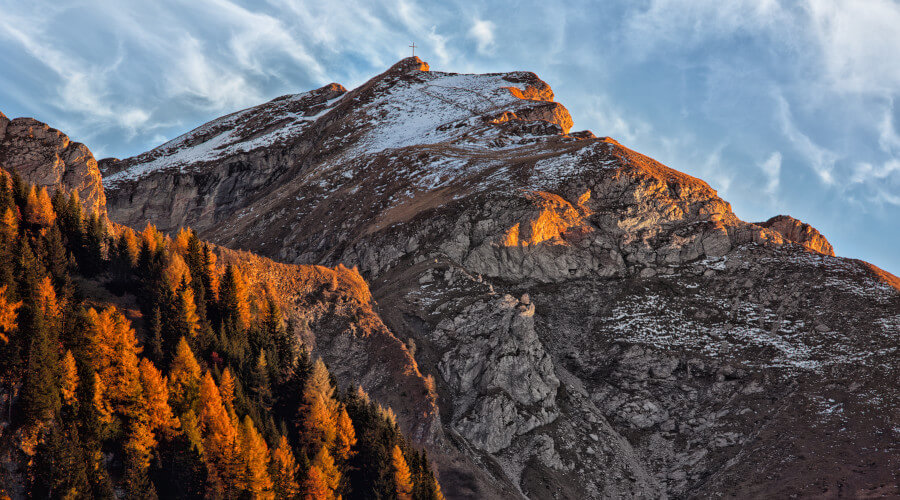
(775, 93, 838, 185)
(758, 151, 782, 197)
(468, 19, 496, 55)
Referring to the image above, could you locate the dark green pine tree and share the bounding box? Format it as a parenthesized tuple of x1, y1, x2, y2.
(29, 421, 91, 498)
(20, 292, 61, 423)
(11, 171, 29, 208)
(82, 211, 106, 276)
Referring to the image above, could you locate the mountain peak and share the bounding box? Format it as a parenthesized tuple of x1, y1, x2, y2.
(0, 111, 107, 216)
(390, 56, 430, 73)
(756, 214, 835, 256)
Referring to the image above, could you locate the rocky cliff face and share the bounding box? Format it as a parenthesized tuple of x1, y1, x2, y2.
(0, 112, 106, 216)
(756, 214, 836, 256)
(99, 58, 900, 498)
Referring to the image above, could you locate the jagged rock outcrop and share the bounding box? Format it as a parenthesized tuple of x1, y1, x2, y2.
(431, 294, 559, 453)
(0, 112, 106, 215)
(756, 214, 835, 256)
(100, 58, 900, 498)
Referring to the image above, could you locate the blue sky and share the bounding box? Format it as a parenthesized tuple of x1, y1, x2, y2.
(2, 0, 899, 273)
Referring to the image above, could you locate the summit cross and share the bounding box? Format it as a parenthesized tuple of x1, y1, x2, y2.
(409, 43, 417, 57)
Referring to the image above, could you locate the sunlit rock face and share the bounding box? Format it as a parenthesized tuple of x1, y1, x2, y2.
(103, 59, 900, 499)
(0, 112, 107, 216)
(756, 214, 836, 256)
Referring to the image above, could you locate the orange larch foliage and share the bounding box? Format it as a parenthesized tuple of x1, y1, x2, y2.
(220, 265, 251, 331)
(35, 276, 59, 320)
(301, 394, 336, 451)
(125, 419, 157, 472)
(92, 372, 113, 426)
(0, 285, 21, 343)
(219, 367, 236, 414)
(88, 307, 142, 415)
(138, 358, 179, 436)
(177, 286, 200, 337)
(392, 445, 413, 500)
(0, 207, 18, 240)
(333, 407, 356, 462)
(141, 223, 162, 254)
(302, 465, 333, 500)
(239, 415, 274, 498)
(311, 446, 340, 495)
(169, 337, 202, 413)
(60, 350, 79, 407)
(173, 227, 192, 256)
(164, 252, 191, 288)
(198, 370, 241, 494)
(271, 435, 301, 498)
(23, 186, 56, 227)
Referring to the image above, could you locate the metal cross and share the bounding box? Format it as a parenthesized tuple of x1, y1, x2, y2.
(409, 43, 417, 57)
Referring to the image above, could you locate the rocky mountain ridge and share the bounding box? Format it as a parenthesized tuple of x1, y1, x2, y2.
(6, 57, 899, 498)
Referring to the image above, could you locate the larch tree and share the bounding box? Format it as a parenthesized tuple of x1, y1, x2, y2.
(60, 350, 79, 407)
(219, 367, 236, 415)
(311, 446, 341, 496)
(198, 370, 241, 495)
(0, 284, 21, 343)
(174, 284, 200, 339)
(218, 264, 251, 332)
(168, 337, 202, 414)
(138, 358, 179, 437)
(239, 415, 274, 498)
(23, 186, 56, 227)
(271, 435, 300, 499)
(302, 465, 333, 500)
(333, 407, 357, 462)
(88, 307, 142, 415)
(392, 445, 414, 500)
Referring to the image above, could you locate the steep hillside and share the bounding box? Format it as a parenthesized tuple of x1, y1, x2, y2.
(79, 58, 900, 497)
(0, 160, 447, 496)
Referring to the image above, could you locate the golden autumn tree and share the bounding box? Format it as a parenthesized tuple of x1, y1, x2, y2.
(219, 265, 251, 331)
(141, 223, 162, 254)
(86, 308, 138, 411)
(310, 446, 340, 497)
(271, 435, 300, 499)
(392, 445, 413, 500)
(0, 285, 21, 343)
(92, 372, 113, 426)
(173, 227, 192, 256)
(239, 415, 274, 498)
(60, 350, 79, 407)
(333, 407, 357, 462)
(35, 276, 59, 321)
(23, 186, 56, 227)
(169, 337, 202, 414)
(88, 307, 142, 415)
(138, 358, 179, 437)
(198, 370, 241, 495)
(219, 367, 236, 414)
(164, 252, 191, 288)
(302, 466, 333, 500)
(300, 394, 336, 452)
(175, 285, 200, 338)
